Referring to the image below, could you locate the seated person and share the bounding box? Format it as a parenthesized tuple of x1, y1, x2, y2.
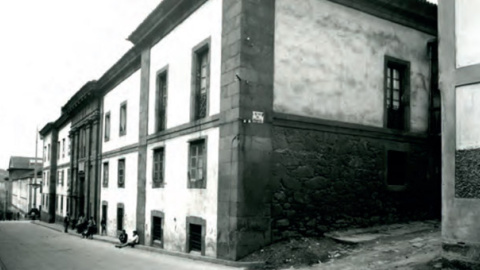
(118, 230, 128, 244)
(116, 230, 138, 248)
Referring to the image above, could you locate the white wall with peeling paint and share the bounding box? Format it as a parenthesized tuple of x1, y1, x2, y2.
(274, 0, 434, 132)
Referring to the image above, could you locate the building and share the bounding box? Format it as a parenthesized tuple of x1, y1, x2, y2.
(438, 0, 480, 268)
(6, 157, 42, 217)
(39, 0, 439, 261)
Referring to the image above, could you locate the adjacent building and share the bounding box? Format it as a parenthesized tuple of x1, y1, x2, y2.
(39, 0, 440, 261)
(439, 0, 480, 267)
(6, 156, 42, 216)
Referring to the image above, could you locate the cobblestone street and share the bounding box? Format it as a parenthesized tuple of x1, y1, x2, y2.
(0, 221, 238, 270)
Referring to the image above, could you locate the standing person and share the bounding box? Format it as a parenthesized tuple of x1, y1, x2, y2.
(100, 218, 106, 236)
(63, 213, 70, 233)
(116, 230, 138, 248)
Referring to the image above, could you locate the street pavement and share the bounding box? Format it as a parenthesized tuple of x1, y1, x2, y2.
(0, 221, 239, 270)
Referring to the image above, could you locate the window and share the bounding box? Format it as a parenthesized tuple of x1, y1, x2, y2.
(385, 57, 410, 130)
(156, 71, 168, 132)
(151, 211, 164, 247)
(48, 144, 50, 161)
(103, 162, 109, 188)
(41, 194, 44, 206)
(117, 204, 124, 232)
(58, 171, 61, 185)
(44, 146, 47, 162)
(153, 148, 165, 188)
(68, 138, 71, 156)
(188, 139, 206, 189)
(119, 102, 127, 136)
(61, 170, 64, 186)
(57, 141, 60, 159)
(82, 129, 86, 158)
(60, 196, 64, 212)
(104, 112, 111, 141)
(186, 217, 205, 255)
(387, 150, 408, 188)
(62, 138, 65, 158)
(118, 159, 125, 188)
(67, 169, 70, 187)
(192, 41, 210, 121)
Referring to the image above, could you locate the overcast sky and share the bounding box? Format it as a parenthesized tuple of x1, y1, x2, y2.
(0, 0, 438, 169)
(0, 1, 160, 168)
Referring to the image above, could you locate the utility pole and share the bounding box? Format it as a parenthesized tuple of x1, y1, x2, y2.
(33, 127, 38, 208)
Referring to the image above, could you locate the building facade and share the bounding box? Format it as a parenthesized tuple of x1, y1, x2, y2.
(439, 0, 480, 268)
(39, 0, 439, 261)
(6, 157, 42, 217)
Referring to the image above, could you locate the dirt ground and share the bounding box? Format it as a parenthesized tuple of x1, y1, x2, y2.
(242, 222, 443, 270)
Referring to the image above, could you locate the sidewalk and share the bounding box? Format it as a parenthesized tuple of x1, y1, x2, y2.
(31, 220, 263, 269)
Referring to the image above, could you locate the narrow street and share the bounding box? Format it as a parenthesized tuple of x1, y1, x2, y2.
(0, 221, 238, 270)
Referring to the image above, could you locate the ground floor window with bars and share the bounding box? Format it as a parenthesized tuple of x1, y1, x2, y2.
(189, 224, 202, 252)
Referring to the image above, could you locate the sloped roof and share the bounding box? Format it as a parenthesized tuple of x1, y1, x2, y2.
(8, 156, 42, 171)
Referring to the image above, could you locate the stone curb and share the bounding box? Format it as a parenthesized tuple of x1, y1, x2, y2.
(31, 221, 264, 269)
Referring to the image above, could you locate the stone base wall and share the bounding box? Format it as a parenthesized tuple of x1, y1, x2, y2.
(271, 125, 440, 240)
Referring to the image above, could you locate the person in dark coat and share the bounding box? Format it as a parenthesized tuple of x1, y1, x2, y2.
(63, 213, 70, 233)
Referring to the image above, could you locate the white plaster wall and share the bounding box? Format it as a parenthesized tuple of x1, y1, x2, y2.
(456, 84, 480, 150)
(274, 0, 434, 132)
(102, 70, 141, 153)
(456, 0, 480, 68)
(42, 133, 52, 168)
(148, 0, 222, 134)
(57, 122, 71, 166)
(145, 127, 219, 257)
(55, 167, 69, 216)
(11, 180, 28, 213)
(100, 153, 138, 237)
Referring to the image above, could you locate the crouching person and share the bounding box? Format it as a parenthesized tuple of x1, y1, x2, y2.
(116, 230, 139, 248)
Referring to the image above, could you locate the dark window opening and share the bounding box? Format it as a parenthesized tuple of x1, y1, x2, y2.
(105, 112, 111, 141)
(120, 102, 127, 136)
(117, 207, 124, 231)
(387, 150, 407, 186)
(118, 159, 125, 188)
(103, 162, 109, 188)
(152, 216, 163, 245)
(156, 72, 168, 132)
(189, 224, 202, 252)
(188, 140, 206, 189)
(385, 58, 410, 131)
(194, 48, 209, 120)
(153, 148, 165, 188)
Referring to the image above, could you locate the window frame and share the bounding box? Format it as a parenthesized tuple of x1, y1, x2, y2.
(384, 56, 411, 131)
(117, 203, 124, 233)
(118, 158, 125, 188)
(151, 210, 165, 248)
(104, 111, 111, 142)
(152, 147, 166, 188)
(62, 138, 65, 158)
(186, 216, 206, 255)
(155, 66, 169, 133)
(119, 101, 127, 136)
(190, 37, 211, 121)
(384, 145, 410, 192)
(103, 162, 109, 188)
(187, 138, 207, 189)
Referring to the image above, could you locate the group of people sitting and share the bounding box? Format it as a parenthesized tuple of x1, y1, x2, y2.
(64, 213, 139, 248)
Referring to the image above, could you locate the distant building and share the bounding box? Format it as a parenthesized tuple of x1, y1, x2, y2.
(40, 0, 440, 261)
(6, 156, 42, 216)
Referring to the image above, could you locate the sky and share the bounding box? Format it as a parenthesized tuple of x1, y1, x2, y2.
(0, 0, 438, 170)
(0, 1, 161, 169)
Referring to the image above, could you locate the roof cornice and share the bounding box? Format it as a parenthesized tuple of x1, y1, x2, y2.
(127, 0, 208, 47)
(61, 80, 98, 115)
(327, 0, 437, 35)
